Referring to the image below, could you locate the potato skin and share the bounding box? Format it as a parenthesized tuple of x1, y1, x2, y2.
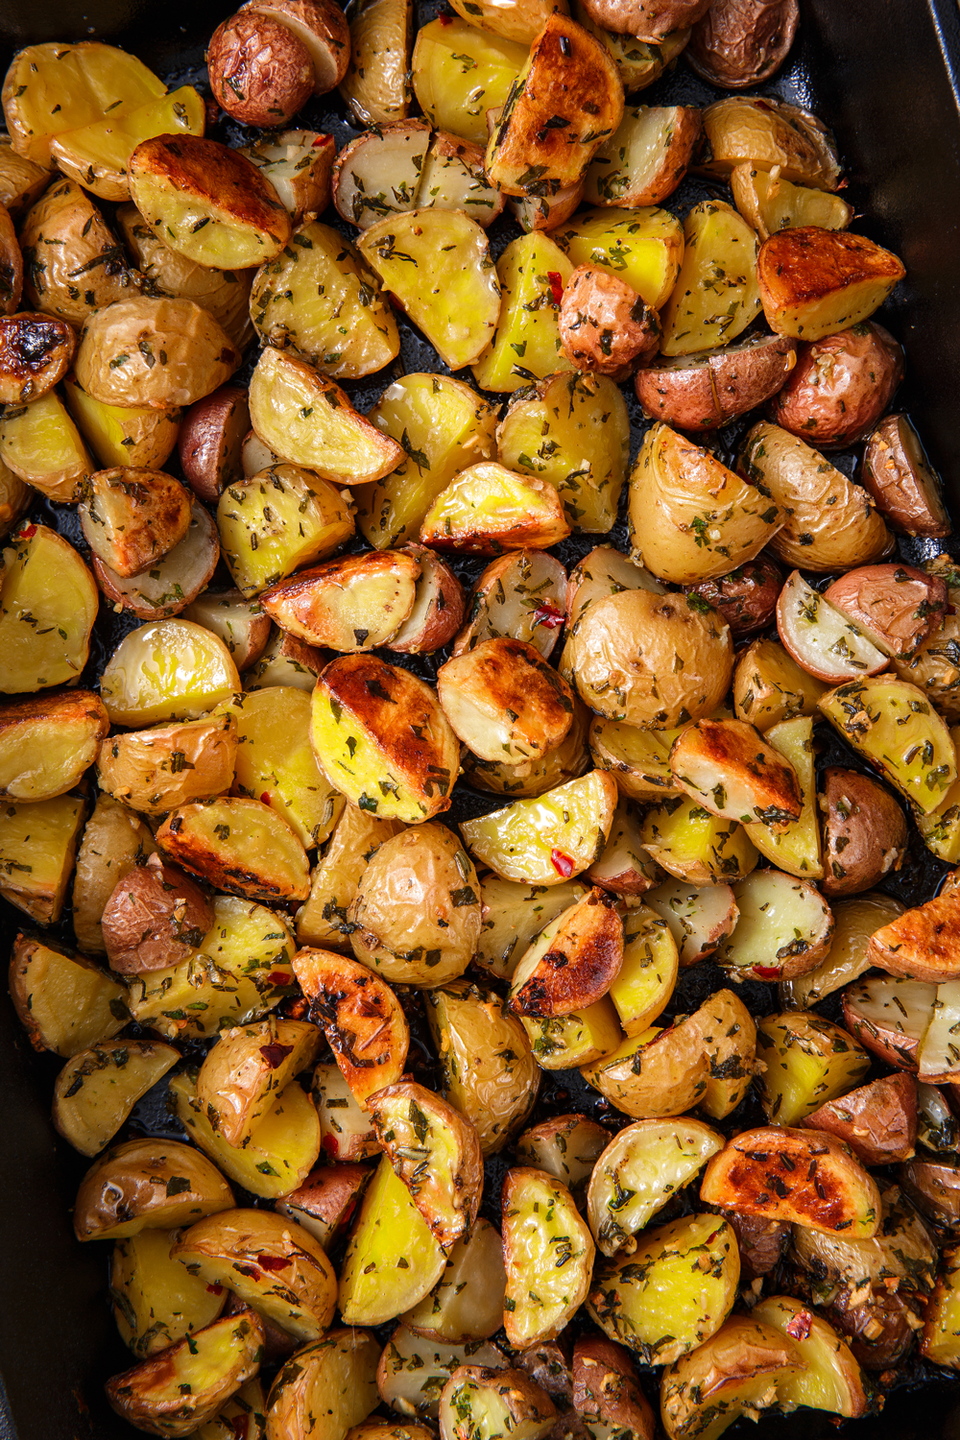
(101, 855, 214, 975)
(558, 266, 660, 376)
(862, 413, 952, 538)
(0, 312, 76, 404)
(823, 563, 947, 660)
(686, 0, 799, 87)
(803, 1072, 917, 1166)
(207, 11, 315, 127)
(635, 333, 797, 432)
(818, 767, 907, 897)
(580, 0, 712, 41)
(178, 385, 249, 503)
(686, 559, 783, 637)
(769, 322, 903, 448)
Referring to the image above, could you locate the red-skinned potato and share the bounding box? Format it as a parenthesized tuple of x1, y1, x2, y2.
(238, 0, 351, 94)
(387, 546, 465, 654)
(818, 767, 907, 897)
(841, 974, 935, 1071)
(635, 334, 797, 433)
(579, 0, 712, 42)
(803, 1072, 917, 1166)
(573, 1335, 655, 1438)
(275, 1163, 370, 1248)
(178, 386, 249, 504)
(686, 558, 783, 637)
(101, 854, 214, 974)
(823, 563, 947, 660)
(207, 11, 316, 127)
(756, 226, 906, 342)
(686, 0, 799, 88)
(558, 266, 660, 377)
(718, 1211, 788, 1280)
(862, 414, 952, 539)
(769, 322, 903, 448)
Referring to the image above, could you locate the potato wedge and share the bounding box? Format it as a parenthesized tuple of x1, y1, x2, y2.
(635, 334, 797, 433)
(590, 1213, 739, 1365)
(181, 592, 270, 673)
(744, 714, 822, 879)
(713, 868, 833, 982)
(659, 200, 761, 356)
(99, 619, 241, 728)
(239, 129, 335, 228)
(101, 855, 213, 975)
(19, 177, 136, 327)
(438, 1367, 556, 1440)
(72, 795, 156, 954)
(866, 888, 960, 984)
(733, 636, 827, 733)
(312, 1063, 380, 1162)
(368, 1082, 483, 1250)
(438, 638, 574, 765)
(53, 1038, 177, 1156)
(425, 981, 540, 1155)
(731, 163, 853, 240)
(311, 654, 459, 823)
(402, 1218, 507, 1344)
(218, 463, 354, 598)
(9, 931, 126, 1056)
(74, 1137, 233, 1241)
(640, 797, 757, 886)
(585, 103, 700, 207)
(587, 1117, 724, 1257)
(573, 1335, 655, 1440)
(509, 887, 623, 1018)
(0, 389, 93, 502)
(340, 0, 413, 125)
(460, 770, 617, 885)
(276, 1164, 371, 1248)
(757, 225, 906, 340)
(79, 467, 191, 578)
(296, 802, 403, 950)
(267, 1330, 381, 1440)
(292, 947, 409, 1105)
(332, 118, 430, 229)
(1, 522, 99, 694)
(755, 1012, 871, 1127)
(819, 765, 907, 895)
(0, 312, 74, 405)
(474, 876, 591, 981)
(515, 1114, 609, 1203)
(472, 231, 573, 394)
(644, 877, 739, 966)
(501, 1167, 595, 1347)
(453, 549, 568, 659)
(581, 1011, 709, 1118)
(63, 371, 180, 472)
(804, 1072, 917, 1167)
(195, 1018, 323, 1148)
(697, 96, 841, 188)
(421, 463, 570, 553)
(92, 502, 219, 621)
(0, 794, 88, 925)
(338, 1155, 448, 1325)
(863, 412, 952, 539)
(668, 717, 801, 829)
(156, 797, 310, 905)
(262, 549, 419, 653)
(0, 690, 107, 802)
(824, 562, 946, 660)
(700, 1126, 882, 1236)
(111, 1227, 228, 1358)
(659, 1315, 801, 1440)
(555, 204, 683, 310)
(172, 1208, 337, 1342)
(775, 570, 889, 684)
(412, 17, 525, 146)
(96, 713, 237, 817)
(587, 797, 663, 901)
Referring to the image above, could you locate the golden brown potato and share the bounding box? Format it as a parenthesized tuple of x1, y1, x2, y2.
(53, 1039, 178, 1157)
(558, 265, 660, 375)
(74, 297, 240, 411)
(79, 467, 192, 577)
(566, 588, 733, 728)
(862, 413, 951, 538)
(421, 464, 571, 555)
(92, 503, 219, 621)
(207, 11, 315, 126)
(197, 1018, 323, 1147)
(803, 1072, 917, 1166)
(101, 854, 213, 975)
(9, 931, 126, 1056)
(276, 1163, 371, 1248)
(156, 796, 310, 904)
(697, 96, 840, 187)
(0, 137, 48, 216)
(757, 226, 906, 341)
(72, 794, 155, 954)
(389, 545, 465, 654)
(0, 312, 75, 404)
(19, 178, 137, 326)
(818, 767, 907, 897)
(0, 689, 108, 801)
(0, 793, 88, 924)
(635, 333, 796, 433)
(178, 386, 249, 504)
(293, 945, 409, 1103)
(669, 717, 801, 828)
(0, 205, 21, 317)
(866, 887, 960, 984)
(239, 129, 336, 228)
(580, 0, 709, 41)
(687, 0, 798, 86)
(585, 103, 700, 208)
(501, 1168, 595, 1347)
(74, 1136, 234, 1241)
(96, 713, 238, 815)
(262, 549, 420, 652)
(509, 888, 622, 1018)
(769, 323, 903, 448)
(437, 638, 574, 765)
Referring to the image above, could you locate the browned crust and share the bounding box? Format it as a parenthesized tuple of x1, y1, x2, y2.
(899, 1157, 960, 1227)
(757, 226, 906, 311)
(82, 468, 193, 578)
(130, 134, 292, 239)
(670, 716, 802, 826)
(0, 312, 75, 404)
(510, 888, 623, 1017)
(155, 798, 309, 903)
(438, 637, 576, 757)
(0, 205, 23, 316)
(291, 945, 409, 1101)
(262, 550, 421, 647)
(0, 688, 108, 735)
(207, 11, 315, 127)
(867, 888, 960, 983)
(803, 1072, 917, 1166)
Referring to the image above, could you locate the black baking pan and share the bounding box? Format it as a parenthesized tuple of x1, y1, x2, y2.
(3, 1, 960, 1437)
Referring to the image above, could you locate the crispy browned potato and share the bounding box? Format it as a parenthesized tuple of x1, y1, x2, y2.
(79, 467, 193, 577)
(687, 0, 798, 87)
(437, 638, 575, 765)
(101, 854, 213, 974)
(818, 767, 907, 897)
(96, 713, 238, 815)
(867, 887, 960, 983)
(262, 549, 420, 652)
(757, 226, 907, 341)
(686, 560, 783, 637)
(155, 796, 310, 904)
(509, 888, 622, 1018)
(0, 313, 75, 404)
(803, 1072, 917, 1166)
(0, 689, 108, 801)
(580, 0, 710, 41)
(0, 205, 22, 316)
(178, 385, 249, 504)
(862, 413, 951, 538)
(635, 333, 797, 432)
(207, 10, 315, 126)
(769, 322, 903, 447)
(292, 945, 409, 1103)
(668, 717, 801, 829)
(558, 265, 660, 375)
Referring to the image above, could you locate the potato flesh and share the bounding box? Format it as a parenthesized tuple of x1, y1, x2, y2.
(74, 1137, 234, 1241)
(411, 17, 526, 146)
(268, 1330, 382, 1440)
(358, 209, 501, 370)
(745, 714, 823, 879)
(455, 550, 568, 659)
(756, 1012, 871, 1126)
(714, 869, 833, 982)
(475, 875, 592, 981)
(659, 1317, 801, 1440)
(515, 1115, 609, 1198)
(0, 694, 107, 801)
(522, 995, 623, 1070)
(63, 373, 180, 472)
(377, 1327, 508, 1421)
(585, 104, 698, 207)
(502, 1168, 595, 1347)
(607, 906, 678, 1035)
(588, 717, 681, 805)
(460, 771, 617, 885)
(819, 676, 957, 814)
(589, 1213, 739, 1364)
(644, 878, 739, 966)
(111, 1227, 227, 1357)
(659, 201, 761, 356)
(217, 465, 355, 597)
(341, 0, 412, 126)
(497, 371, 630, 533)
(54, 1039, 178, 1156)
(581, 1015, 708, 1118)
(100, 619, 240, 726)
(776, 571, 888, 683)
(422, 463, 570, 553)
(472, 232, 573, 394)
(250, 221, 400, 380)
(587, 1118, 724, 1257)
(72, 795, 156, 953)
(402, 1219, 507, 1343)
(0, 525, 98, 694)
(129, 156, 290, 272)
(339, 1156, 448, 1326)
(730, 164, 853, 241)
(555, 206, 683, 310)
(292, 947, 409, 1105)
(50, 85, 205, 202)
(96, 713, 238, 816)
(369, 1084, 482, 1250)
(640, 797, 758, 886)
(10, 934, 126, 1055)
(313, 1062, 380, 1162)
(127, 893, 295, 1041)
(0, 390, 93, 501)
(170, 1070, 320, 1200)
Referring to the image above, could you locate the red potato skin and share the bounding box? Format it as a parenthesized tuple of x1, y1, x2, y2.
(687, 0, 799, 88)
(823, 563, 947, 660)
(769, 322, 904, 448)
(635, 335, 797, 432)
(279, 1163, 369, 1246)
(686, 559, 783, 637)
(207, 11, 315, 127)
(803, 1072, 917, 1166)
(178, 386, 250, 503)
(101, 856, 214, 974)
(559, 266, 660, 377)
(818, 766, 908, 898)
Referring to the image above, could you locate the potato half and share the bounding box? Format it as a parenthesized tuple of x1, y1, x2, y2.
(501, 1167, 595, 1348)
(74, 1137, 233, 1241)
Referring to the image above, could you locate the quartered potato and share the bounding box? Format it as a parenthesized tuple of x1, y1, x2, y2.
(402, 1218, 507, 1343)
(744, 714, 823, 879)
(277, 1164, 372, 1247)
(267, 1329, 381, 1440)
(501, 1168, 595, 1347)
(866, 887, 960, 984)
(791, 1182, 936, 1296)
(332, 118, 430, 228)
(0, 690, 108, 802)
(582, 1009, 709, 1118)
(262, 549, 419, 652)
(96, 713, 237, 816)
(627, 422, 782, 584)
(418, 131, 504, 226)
(635, 335, 797, 434)
(438, 637, 574, 765)
(805, 1071, 918, 1166)
(389, 545, 465, 654)
(922, 1245, 960, 1368)
(311, 654, 459, 823)
(0, 795, 88, 925)
(713, 868, 834, 982)
(700, 1126, 882, 1236)
(295, 802, 403, 950)
(453, 550, 568, 660)
(589, 716, 681, 805)
(105, 1309, 264, 1438)
(757, 226, 906, 341)
(53, 1038, 178, 1156)
(63, 372, 181, 472)
(425, 981, 540, 1155)
(438, 1366, 557, 1440)
(585, 103, 700, 207)
(460, 770, 618, 885)
(515, 1114, 609, 1203)
(421, 463, 570, 553)
(685, 987, 756, 1119)
(155, 796, 310, 904)
(111, 1226, 228, 1358)
(734, 636, 827, 732)
(51, 83, 204, 201)
(101, 854, 212, 975)
(293, 946, 409, 1104)
(72, 794, 156, 954)
(755, 1012, 871, 1126)
(169, 1069, 321, 1201)
(19, 178, 137, 327)
(247, 347, 402, 485)
(472, 232, 573, 394)
(358, 209, 501, 369)
(9, 932, 126, 1055)
(640, 796, 757, 886)
(349, 822, 481, 988)
(100, 619, 241, 728)
(668, 717, 801, 829)
(586, 1117, 724, 1257)
(509, 887, 623, 1018)
(313, 1063, 380, 1162)
(182, 592, 270, 672)
(338, 1155, 448, 1325)
(172, 1208, 337, 1342)
(0, 389, 93, 502)
(79, 467, 192, 578)
(589, 1213, 740, 1365)
(378, 1327, 508, 1422)
(521, 992, 622, 1071)
(731, 162, 853, 240)
(250, 220, 400, 380)
(644, 877, 739, 966)
(340, 0, 413, 126)
(775, 570, 889, 687)
(588, 800, 663, 901)
(196, 1018, 323, 1147)
(659, 1315, 801, 1440)
(0, 523, 98, 694)
(239, 129, 335, 228)
(864, 413, 952, 540)
(196, 1380, 266, 1440)
(74, 1136, 233, 1241)
(659, 200, 761, 356)
(368, 1082, 484, 1250)
(474, 875, 591, 981)
(412, 17, 525, 146)
(555, 205, 683, 310)
(75, 297, 240, 412)
(217, 463, 354, 598)
(93, 501, 220, 621)
(697, 96, 841, 188)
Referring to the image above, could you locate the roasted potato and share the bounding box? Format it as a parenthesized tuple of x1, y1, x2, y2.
(818, 767, 907, 897)
(770, 322, 903, 447)
(74, 297, 240, 412)
(101, 854, 213, 974)
(686, 0, 798, 87)
(501, 1168, 595, 1348)
(635, 334, 796, 432)
(862, 413, 952, 538)
(207, 10, 315, 126)
(757, 226, 906, 341)
(804, 1072, 917, 1166)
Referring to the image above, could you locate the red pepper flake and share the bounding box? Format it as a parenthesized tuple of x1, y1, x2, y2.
(229, 1417, 247, 1440)
(206, 1282, 224, 1295)
(753, 964, 781, 980)
(260, 1042, 294, 1069)
(260, 791, 272, 806)
(547, 271, 564, 305)
(267, 970, 290, 987)
(786, 1309, 813, 1342)
(322, 1133, 339, 1156)
(256, 1253, 292, 1272)
(14, 523, 37, 540)
(437, 10, 452, 21)
(533, 600, 565, 630)
(312, 135, 327, 147)
(550, 848, 575, 878)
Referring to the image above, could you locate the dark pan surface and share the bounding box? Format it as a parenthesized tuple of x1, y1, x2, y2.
(3, 1, 960, 1436)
